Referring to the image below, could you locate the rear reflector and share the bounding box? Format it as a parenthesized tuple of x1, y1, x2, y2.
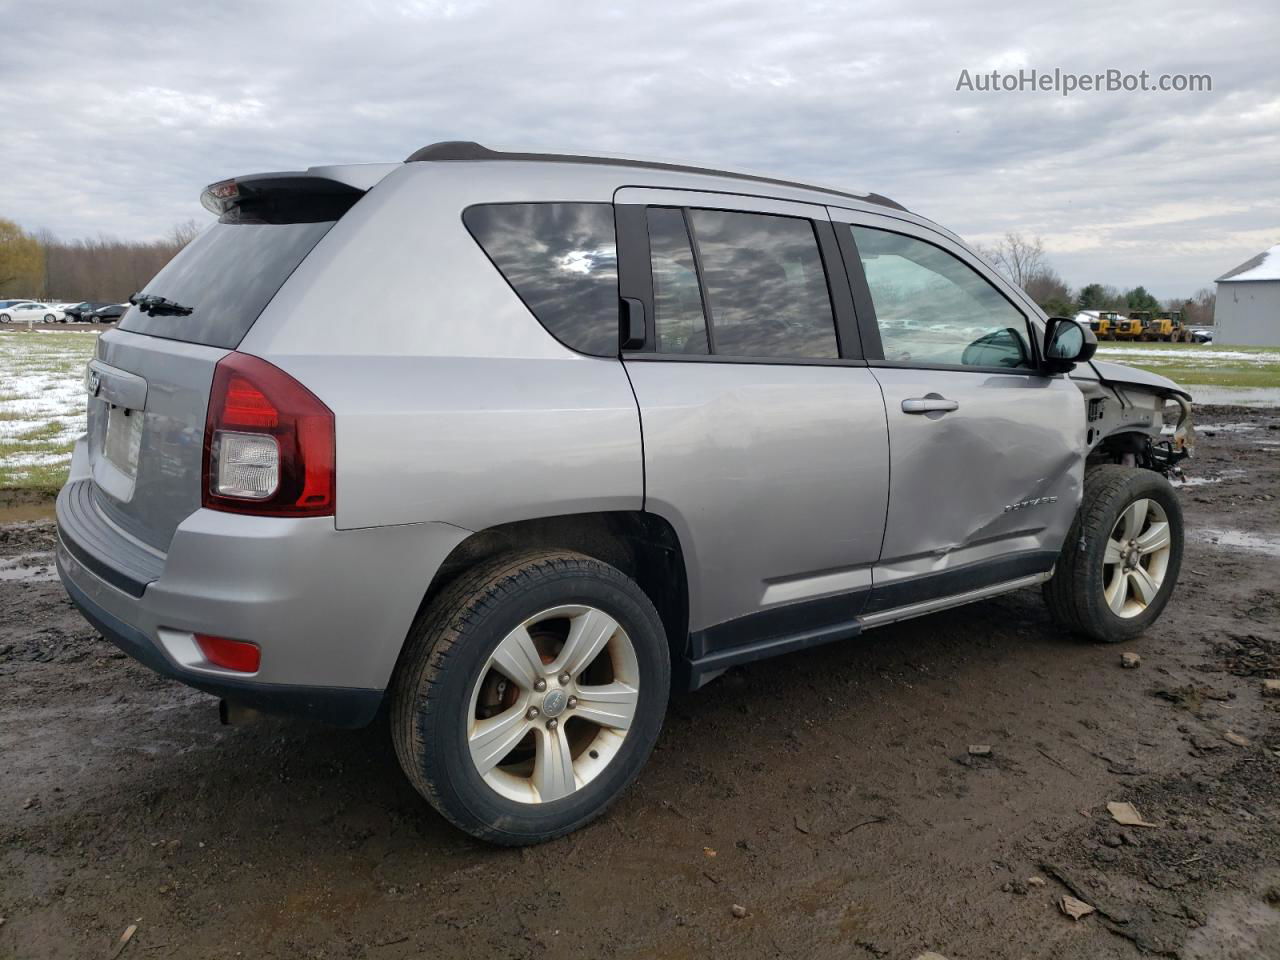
(202, 353, 334, 516)
(195, 634, 261, 673)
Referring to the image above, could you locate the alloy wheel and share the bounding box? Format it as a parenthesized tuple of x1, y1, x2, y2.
(466, 604, 639, 804)
(1102, 497, 1172, 618)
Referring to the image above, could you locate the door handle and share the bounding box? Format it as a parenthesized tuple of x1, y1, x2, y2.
(620, 297, 647, 350)
(902, 396, 959, 414)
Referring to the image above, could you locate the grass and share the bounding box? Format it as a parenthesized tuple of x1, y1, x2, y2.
(0, 461, 74, 497)
(1097, 341, 1280, 355)
(1093, 342, 1280, 390)
(1108, 364, 1280, 389)
(0, 328, 99, 495)
(13, 421, 67, 442)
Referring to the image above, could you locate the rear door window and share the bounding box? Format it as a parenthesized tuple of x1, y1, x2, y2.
(686, 209, 838, 359)
(646, 207, 709, 355)
(464, 203, 619, 356)
(119, 220, 339, 349)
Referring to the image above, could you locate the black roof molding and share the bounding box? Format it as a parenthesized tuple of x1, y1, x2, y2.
(405, 140, 906, 212)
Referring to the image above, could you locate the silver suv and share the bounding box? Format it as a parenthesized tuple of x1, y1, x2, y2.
(56, 141, 1193, 844)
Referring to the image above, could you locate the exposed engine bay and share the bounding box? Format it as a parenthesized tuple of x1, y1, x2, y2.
(1072, 360, 1193, 478)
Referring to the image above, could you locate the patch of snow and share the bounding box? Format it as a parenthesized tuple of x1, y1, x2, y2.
(1095, 347, 1280, 364)
(0, 331, 96, 474)
(3, 451, 74, 468)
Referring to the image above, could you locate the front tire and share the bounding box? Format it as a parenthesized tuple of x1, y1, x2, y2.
(1044, 465, 1183, 643)
(391, 550, 670, 845)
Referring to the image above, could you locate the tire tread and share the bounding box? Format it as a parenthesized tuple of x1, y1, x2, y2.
(390, 549, 665, 845)
(1043, 464, 1182, 642)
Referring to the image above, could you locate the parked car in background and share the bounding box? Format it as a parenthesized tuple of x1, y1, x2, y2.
(63, 302, 112, 322)
(0, 301, 64, 323)
(56, 142, 1193, 846)
(90, 303, 128, 323)
(1188, 326, 1214, 343)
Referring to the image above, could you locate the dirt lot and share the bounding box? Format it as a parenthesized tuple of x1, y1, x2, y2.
(2, 407, 1279, 960)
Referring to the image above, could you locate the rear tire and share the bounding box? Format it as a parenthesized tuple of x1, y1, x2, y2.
(1043, 465, 1183, 643)
(391, 550, 670, 845)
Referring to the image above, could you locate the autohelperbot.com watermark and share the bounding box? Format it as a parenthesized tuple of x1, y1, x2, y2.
(955, 67, 1212, 96)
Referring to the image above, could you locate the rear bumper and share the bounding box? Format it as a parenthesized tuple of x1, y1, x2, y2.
(55, 475, 471, 727)
(58, 566, 384, 727)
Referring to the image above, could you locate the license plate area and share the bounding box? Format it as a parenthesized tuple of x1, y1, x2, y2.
(103, 405, 145, 479)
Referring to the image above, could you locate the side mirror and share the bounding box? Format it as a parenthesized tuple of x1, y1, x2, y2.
(1042, 317, 1097, 374)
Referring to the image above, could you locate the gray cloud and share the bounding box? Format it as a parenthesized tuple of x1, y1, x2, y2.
(1, 0, 1277, 297)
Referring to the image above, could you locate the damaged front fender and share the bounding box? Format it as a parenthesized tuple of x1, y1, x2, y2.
(1085, 359, 1192, 403)
(1072, 360, 1194, 474)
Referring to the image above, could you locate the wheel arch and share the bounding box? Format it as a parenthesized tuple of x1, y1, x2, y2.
(403, 511, 691, 679)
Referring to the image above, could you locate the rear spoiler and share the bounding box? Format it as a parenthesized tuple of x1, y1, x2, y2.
(200, 172, 366, 223)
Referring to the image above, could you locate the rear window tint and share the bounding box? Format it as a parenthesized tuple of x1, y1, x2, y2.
(464, 203, 618, 356)
(118, 220, 337, 349)
(688, 209, 838, 360)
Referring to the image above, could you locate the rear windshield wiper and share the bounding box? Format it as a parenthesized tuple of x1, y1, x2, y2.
(129, 294, 193, 317)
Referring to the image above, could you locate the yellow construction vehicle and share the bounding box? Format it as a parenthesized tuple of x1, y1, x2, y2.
(1112, 311, 1146, 341)
(1088, 310, 1123, 340)
(1142, 310, 1191, 342)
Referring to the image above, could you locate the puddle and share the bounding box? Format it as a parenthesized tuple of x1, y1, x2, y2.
(1196, 422, 1261, 433)
(1178, 469, 1246, 487)
(1191, 527, 1280, 558)
(1183, 887, 1280, 959)
(0, 501, 56, 524)
(0, 552, 59, 582)
(1190, 387, 1280, 408)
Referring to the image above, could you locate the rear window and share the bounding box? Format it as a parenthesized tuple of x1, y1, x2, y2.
(463, 202, 619, 356)
(118, 219, 337, 349)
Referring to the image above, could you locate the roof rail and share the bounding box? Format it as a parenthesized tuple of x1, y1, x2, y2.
(404, 141, 906, 212)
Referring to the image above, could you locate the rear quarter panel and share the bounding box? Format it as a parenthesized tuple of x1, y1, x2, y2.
(239, 164, 644, 530)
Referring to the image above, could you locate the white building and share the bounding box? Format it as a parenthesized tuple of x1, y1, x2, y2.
(1214, 243, 1280, 346)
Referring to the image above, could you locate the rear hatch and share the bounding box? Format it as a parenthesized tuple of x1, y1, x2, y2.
(85, 173, 366, 552)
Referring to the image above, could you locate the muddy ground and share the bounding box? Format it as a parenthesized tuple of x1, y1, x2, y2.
(2, 407, 1279, 960)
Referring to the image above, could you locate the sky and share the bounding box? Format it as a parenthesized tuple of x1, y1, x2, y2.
(1, 0, 1277, 299)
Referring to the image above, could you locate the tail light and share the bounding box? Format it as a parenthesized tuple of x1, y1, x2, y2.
(202, 353, 334, 516)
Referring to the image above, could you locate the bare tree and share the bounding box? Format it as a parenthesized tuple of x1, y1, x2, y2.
(978, 232, 1048, 289)
(169, 219, 201, 248)
(1179, 287, 1217, 326)
(35, 222, 203, 302)
(1023, 266, 1074, 315)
